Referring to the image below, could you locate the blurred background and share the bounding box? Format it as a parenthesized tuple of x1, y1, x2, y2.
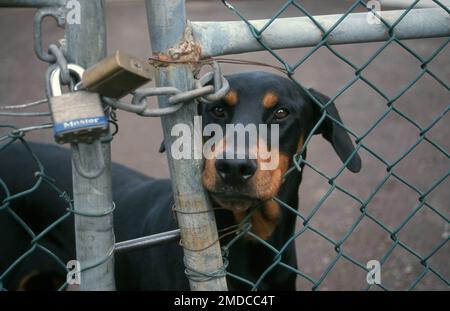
(0, 0, 448, 290)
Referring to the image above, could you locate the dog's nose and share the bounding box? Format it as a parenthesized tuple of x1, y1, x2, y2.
(215, 158, 257, 185)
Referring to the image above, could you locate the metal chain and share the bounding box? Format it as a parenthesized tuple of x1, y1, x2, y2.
(195, 61, 230, 103)
(103, 61, 230, 117)
(48, 44, 71, 85)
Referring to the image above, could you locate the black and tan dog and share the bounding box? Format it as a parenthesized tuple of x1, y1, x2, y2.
(0, 71, 361, 290)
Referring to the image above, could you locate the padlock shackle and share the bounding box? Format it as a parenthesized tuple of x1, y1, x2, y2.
(49, 64, 85, 97)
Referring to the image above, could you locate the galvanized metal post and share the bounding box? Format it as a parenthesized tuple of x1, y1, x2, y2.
(65, 0, 115, 290)
(191, 8, 450, 57)
(145, 0, 228, 291)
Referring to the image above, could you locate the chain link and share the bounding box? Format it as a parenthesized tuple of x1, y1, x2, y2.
(103, 61, 230, 117)
(195, 61, 230, 103)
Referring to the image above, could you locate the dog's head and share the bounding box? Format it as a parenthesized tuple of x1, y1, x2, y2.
(199, 71, 361, 237)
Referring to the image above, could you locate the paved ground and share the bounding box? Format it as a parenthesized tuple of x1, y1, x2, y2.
(0, 0, 448, 290)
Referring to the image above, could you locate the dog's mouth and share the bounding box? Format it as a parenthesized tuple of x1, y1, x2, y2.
(209, 191, 261, 212)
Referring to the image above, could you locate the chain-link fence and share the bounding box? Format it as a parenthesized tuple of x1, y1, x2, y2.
(1, 0, 449, 291)
(0, 133, 72, 291)
(210, 0, 449, 290)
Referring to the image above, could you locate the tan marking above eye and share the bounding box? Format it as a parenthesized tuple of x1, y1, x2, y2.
(223, 89, 238, 106)
(262, 91, 279, 109)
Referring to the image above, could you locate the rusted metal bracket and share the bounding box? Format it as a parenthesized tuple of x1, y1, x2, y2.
(149, 25, 202, 69)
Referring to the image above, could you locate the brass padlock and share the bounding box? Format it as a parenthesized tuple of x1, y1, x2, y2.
(48, 64, 109, 144)
(81, 51, 154, 99)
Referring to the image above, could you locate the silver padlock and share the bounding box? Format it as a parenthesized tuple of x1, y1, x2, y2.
(48, 64, 109, 144)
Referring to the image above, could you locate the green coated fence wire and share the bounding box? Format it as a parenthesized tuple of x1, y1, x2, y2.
(0, 129, 71, 291)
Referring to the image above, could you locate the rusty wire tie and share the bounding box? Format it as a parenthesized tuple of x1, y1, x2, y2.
(181, 222, 253, 282)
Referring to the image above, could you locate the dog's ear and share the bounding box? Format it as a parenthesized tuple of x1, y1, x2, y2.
(308, 88, 361, 173)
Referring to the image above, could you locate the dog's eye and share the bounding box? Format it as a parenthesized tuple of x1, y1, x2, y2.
(211, 106, 225, 118)
(274, 108, 289, 120)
